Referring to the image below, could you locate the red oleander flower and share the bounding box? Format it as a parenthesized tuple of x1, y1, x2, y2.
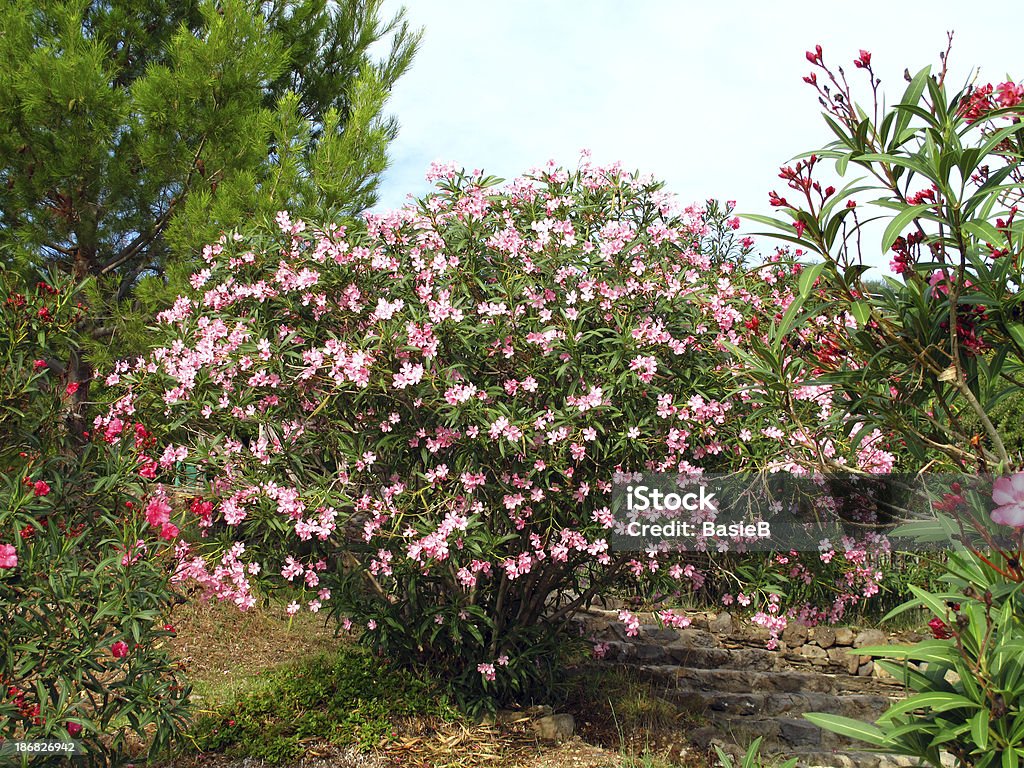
(928, 617, 953, 639)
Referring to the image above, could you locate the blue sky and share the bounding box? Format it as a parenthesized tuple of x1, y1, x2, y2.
(373, 2, 1021, 270)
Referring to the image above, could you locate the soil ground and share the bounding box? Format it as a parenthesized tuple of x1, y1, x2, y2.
(151, 598, 717, 768)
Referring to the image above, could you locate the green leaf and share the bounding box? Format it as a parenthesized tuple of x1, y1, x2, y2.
(802, 713, 891, 748)
(1006, 324, 1024, 352)
(741, 213, 799, 231)
(850, 300, 871, 328)
(874, 659, 942, 692)
(963, 220, 1005, 245)
(881, 204, 934, 252)
(971, 709, 990, 751)
(798, 260, 826, 299)
(908, 584, 952, 622)
(890, 67, 931, 149)
(857, 640, 959, 664)
(881, 691, 980, 721)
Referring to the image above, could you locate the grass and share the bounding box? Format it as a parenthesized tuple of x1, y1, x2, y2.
(188, 646, 459, 763)
(157, 598, 645, 767)
(562, 664, 713, 768)
(165, 593, 344, 704)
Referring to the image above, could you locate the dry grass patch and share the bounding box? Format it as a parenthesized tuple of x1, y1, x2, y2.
(166, 593, 344, 702)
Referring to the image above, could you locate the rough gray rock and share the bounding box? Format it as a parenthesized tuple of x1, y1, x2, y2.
(834, 627, 855, 646)
(811, 626, 836, 649)
(854, 628, 887, 648)
(532, 713, 575, 742)
(710, 611, 734, 633)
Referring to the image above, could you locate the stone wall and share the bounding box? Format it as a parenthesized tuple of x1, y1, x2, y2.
(571, 608, 943, 768)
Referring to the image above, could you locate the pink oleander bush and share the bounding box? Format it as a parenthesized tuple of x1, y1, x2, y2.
(104, 156, 898, 707)
(0, 270, 189, 761)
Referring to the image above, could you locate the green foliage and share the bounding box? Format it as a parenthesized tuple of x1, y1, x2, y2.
(809, 548, 1024, 768)
(191, 647, 458, 762)
(983, 390, 1024, 461)
(565, 665, 694, 735)
(0, 270, 189, 764)
(757, 42, 1024, 768)
(749, 44, 1024, 475)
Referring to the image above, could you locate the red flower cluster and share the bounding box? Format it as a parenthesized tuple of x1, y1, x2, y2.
(770, 155, 833, 219)
(928, 617, 953, 639)
(889, 231, 925, 275)
(959, 81, 1024, 123)
(932, 483, 965, 513)
(5, 684, 43, 725)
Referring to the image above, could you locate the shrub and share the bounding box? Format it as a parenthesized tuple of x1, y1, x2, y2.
(754, 40, 1024, 767)
(107, 156, 898, 709)
(750, 38, 1024, 474)
(0, 270, 190, 763)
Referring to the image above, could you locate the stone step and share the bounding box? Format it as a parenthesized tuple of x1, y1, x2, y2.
(634, 664, 905, 697)
(689, 716, 862, 751)
(598, 633, 904, 678)
(777, 750, 921, 768)
(674, 690, 892, 720)
(600, 639, 782, 670)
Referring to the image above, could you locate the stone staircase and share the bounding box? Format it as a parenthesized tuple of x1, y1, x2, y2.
(573, 609, 937, 768)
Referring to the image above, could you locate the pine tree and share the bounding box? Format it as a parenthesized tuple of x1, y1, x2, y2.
(0, 0, 419, 366)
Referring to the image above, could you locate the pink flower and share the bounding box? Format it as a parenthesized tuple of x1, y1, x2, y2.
(477, 662, 496, 681)
(618, 609, 641, 637)
(65, 381, 80, 396)
(0, 543, 17, 569)
(33, 480, 50, 497)
(992, 474, 1024, 527)
(111, 641, 129, 659)
(33, 359, 47, 371)
(392, 361, 424, 389)
(145, 496, 172, 527)
(66, 721, 82, 737)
